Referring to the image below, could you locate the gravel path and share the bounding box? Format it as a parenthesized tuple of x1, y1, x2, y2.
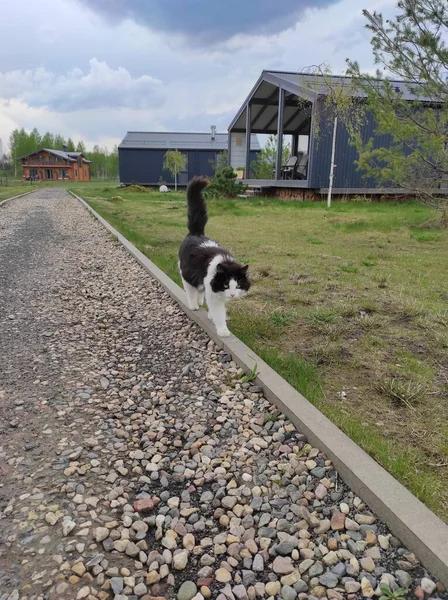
(0, 189, 446, 600)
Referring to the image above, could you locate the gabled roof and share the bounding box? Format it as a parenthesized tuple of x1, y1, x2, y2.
(119, 131, 261, 151)
(19, 148, 91, 163)
(228, 69, 431, 133)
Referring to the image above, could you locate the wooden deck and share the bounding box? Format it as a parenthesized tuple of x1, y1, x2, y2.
(243, 179, 410, 195)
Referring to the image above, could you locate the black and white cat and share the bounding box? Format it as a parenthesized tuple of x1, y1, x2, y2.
(179, 176, 251, 337)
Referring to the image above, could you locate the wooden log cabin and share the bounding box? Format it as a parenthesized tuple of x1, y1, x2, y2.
(20, 148, 91, 181)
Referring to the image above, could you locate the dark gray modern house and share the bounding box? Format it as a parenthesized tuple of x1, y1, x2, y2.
(119, 128, 260, 186)
(228, 70, 427, 197)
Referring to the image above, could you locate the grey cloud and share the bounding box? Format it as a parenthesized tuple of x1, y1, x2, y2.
(75, 0, 338, 44)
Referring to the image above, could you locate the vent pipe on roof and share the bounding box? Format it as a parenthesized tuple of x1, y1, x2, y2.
(211, 125, 216, 140)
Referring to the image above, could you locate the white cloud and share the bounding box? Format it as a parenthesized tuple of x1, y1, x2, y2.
(0, 59, 163, 112)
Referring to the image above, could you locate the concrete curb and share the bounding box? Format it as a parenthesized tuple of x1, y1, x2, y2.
(0, 189, 36, 207)
(70, 190, 448, 586)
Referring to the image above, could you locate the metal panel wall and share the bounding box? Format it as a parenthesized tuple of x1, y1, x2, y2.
(308, 102, 393, 189)
(119, 148, 230, 185)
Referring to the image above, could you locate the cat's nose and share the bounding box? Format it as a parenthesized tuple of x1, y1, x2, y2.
(230, 292, 235, 297)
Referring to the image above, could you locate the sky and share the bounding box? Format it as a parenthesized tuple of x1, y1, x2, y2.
(0, 0, 398, 152)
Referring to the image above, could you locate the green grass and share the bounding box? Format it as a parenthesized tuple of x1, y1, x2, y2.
(0, 179, 118, 202)
(75, 186, 448, 521)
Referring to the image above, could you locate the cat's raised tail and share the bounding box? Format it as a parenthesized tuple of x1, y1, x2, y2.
(187, 176, 209, 236)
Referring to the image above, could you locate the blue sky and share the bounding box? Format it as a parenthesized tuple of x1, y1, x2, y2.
(0, 0, 397, 151)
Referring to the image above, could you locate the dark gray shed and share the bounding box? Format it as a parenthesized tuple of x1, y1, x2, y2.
(228, 70, 429, 195)
(119, 129, 260, 186)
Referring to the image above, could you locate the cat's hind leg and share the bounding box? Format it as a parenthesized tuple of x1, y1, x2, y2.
(182, 277, 200, 310)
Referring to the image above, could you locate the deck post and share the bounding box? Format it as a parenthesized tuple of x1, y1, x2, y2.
(292, 134, 298, 157)
(275, 88, 285, 180)
(245, 103, 251, 178)
(227, 130, 232, 167)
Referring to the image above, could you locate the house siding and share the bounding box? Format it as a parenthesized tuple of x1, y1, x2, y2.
(21, 150, 91, 181)
(119, 148, 240, 185)
(308, 102, 392, 190)
(229, 132, 248, 169)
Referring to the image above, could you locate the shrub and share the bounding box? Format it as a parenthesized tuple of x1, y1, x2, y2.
(206, 167, 246, 199)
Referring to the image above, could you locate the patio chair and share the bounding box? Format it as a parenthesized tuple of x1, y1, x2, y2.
(296, 153, 309, 180)
(281, 156, 298, 180)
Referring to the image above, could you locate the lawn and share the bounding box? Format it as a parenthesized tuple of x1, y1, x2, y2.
(0, 179, 118, 202)
(73, 184, 448, 522)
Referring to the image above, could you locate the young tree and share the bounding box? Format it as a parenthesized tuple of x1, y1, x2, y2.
(9, 128, 33, 178)
(346, 0, 448, 214)
(163, 149, 187, 191)
(76, 140, 86, 153)
(29, 128, 41, 151)
(209, 150, 229, 174)
(66, 138, 76, 152)
(251, 135, 291, 179)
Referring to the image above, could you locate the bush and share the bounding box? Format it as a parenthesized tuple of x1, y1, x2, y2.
(206, 167, 246, 198)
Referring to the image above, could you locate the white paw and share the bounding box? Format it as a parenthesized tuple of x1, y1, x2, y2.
(217, 328, 231, 338)
(188, 304, 200, 311)
(208, 312, 213, 320)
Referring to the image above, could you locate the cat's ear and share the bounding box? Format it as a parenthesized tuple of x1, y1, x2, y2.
(241, 264, 249, 274)
(216, 264, 225, 273)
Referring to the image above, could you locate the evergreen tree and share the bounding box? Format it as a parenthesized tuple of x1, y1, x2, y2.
(41, 132, 55, 148)
(53, 135, 66, 150)
(347, 0, 448, 212)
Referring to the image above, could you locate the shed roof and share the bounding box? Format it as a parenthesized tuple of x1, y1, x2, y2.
(119, 131, 260, 151)
(228, 70, 432, 133)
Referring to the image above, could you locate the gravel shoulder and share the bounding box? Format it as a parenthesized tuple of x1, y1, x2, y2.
(0, 189, 446, 600)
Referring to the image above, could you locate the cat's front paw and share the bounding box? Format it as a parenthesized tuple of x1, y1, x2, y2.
(217, 328, 231, 338)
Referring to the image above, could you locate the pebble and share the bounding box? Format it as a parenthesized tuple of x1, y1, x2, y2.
(215, 568, 232, 583)
(281, 584, 297, 600)
(178, 581, 198, 600)
(265, 581, 281, 596)
(173, 549, 189, 570)
(273, 556, 295, 574)
(319, 572, 339, 588)
(421, 578, 437, 595)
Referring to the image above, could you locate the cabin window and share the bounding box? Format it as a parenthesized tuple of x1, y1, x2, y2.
(84, 169, 87, 177)
(75, 169, 78, 176)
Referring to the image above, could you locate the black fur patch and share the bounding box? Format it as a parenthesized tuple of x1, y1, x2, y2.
(211, 261, 250, 293)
